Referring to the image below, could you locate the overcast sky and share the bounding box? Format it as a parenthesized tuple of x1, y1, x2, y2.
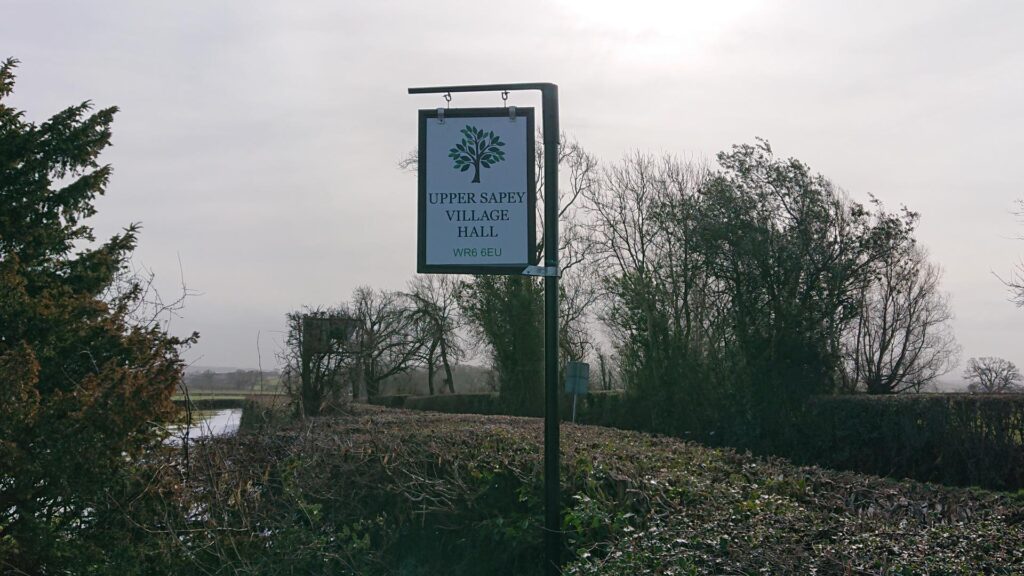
(4, 0, 1023, 380)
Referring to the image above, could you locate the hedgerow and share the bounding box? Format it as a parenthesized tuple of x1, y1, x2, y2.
(793, 393, 1024, 490)
(145, 406, 1024, 575)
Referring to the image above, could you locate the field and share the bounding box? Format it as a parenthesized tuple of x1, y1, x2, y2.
(172, 391, 287, 412)
(173, 405, 1024, 575)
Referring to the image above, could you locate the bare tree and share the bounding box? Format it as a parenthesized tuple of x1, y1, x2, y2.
(559, 271, 597, 362)
(594, 346, 620, 391)
(1009, 266, 1024, 308)
(538, 134, 600, 274)
(845, 246, 959, 393)
(351, 286, 425, 399)
(406, 275, 464, 394)
(585, 154, 719, 386)
(964, 357, 1022, 393)
(1002, 199, 1024, 307)
(279, 307, 358, 416)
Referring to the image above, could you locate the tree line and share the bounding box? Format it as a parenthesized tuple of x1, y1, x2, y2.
(280, 277, 466, 416)
(289, 134, 1024, 437)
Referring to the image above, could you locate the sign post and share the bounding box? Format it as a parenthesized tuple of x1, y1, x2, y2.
(565, 361, 590, 424)
(410, 83, 561, 576)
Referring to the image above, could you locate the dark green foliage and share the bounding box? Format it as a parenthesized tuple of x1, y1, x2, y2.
(0, 58, 194, 573)
(449, 125, 506, 183)
(698, 141, 915, 440)
(460, 276, 544, 416)
(382, 390, 633, 421)
(237, 396, 292, 434)
(173, 397, 246, 410)
(593, 144, 917, 449)
(367, 394, 411, 408)
(794, 394, 1024, 490)
(572, 391, 1024, 491)
(569, 391, 636, 428)
(403, 392, 505, 414)
(589, 154, 736, 442)
(401, 388, 1024, 491)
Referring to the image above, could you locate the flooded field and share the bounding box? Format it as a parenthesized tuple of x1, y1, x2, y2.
(168, 409, 242, 444)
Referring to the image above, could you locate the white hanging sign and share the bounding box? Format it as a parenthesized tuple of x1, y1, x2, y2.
(417, 107, 536, 274)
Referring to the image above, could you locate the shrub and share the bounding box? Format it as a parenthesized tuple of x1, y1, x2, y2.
(154, 407, 1024, 575)
(404, 393, 505, 415)
(237, 395, 291, 434)
(367, 394, 409, 408)
(387, 388, 1024, 491)
(0, 58, 194, 573)
(793, 393, 1024, 490)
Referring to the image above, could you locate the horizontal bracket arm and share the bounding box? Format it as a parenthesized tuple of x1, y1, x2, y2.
(522, 265, 560, 277)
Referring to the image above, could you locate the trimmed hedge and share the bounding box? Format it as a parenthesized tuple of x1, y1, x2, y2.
(571, 392, 1024, 491)
(793, 394, 1024, 490)
(371, 391, 631, 421)
(389, 391, 1024, 491)
(404, 393, 506, 415)
(565, 391, 633, 426)
(237, 395, 292, 434)
(367, 394, 410, 409)
(158, 407, 1024, 575)
(174, 397, 246, 410)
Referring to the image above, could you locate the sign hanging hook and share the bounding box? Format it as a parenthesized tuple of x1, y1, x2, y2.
(437, 92, 452, 125)
(502, 90, 517, 122)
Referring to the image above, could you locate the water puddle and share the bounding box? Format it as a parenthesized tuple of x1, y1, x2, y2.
(167, 409, 242, 444)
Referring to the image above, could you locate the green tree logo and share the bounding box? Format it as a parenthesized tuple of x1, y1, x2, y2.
(449, 125, 506, 183)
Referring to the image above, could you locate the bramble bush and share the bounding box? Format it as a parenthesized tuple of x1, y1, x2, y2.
(151, 407, 1024, 575)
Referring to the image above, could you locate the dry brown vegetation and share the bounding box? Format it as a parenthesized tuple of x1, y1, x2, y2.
(161, 406, 1024, 575)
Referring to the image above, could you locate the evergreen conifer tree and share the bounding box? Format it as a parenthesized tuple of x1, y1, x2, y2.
(0, 58, 196, 572)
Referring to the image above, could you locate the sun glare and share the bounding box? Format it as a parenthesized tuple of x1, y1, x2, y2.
(553, 0, 766, 65)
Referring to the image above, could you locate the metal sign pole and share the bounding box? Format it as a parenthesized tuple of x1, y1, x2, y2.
(541, 84, 560, 576)
(409, 82, 561, 576)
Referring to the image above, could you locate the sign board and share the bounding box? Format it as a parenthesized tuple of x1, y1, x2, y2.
(564, 361, 589, 396)
(418, 107, 537, 274)
(302, 315, 359, 355)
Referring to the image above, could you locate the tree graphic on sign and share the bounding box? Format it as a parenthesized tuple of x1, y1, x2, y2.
(449, 125, 506, 183)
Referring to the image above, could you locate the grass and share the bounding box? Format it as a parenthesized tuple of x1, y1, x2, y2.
(172, 390, 286, 401)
